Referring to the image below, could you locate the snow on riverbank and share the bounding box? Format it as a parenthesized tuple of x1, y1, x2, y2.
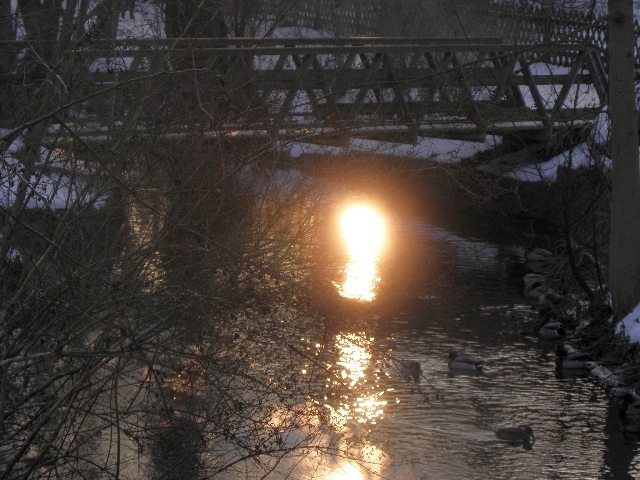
(506, 142, 611, 182)
(616, 303, 640, 344)
(517, 63, 601, 111)
(280, 135, 502, 162)
(115, 1, 165, 39)
(0, 132, 107, 211)
(0, 233, 22, 264)
(507, 105, 640, 183)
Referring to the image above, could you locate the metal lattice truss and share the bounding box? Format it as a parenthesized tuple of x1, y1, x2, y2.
(57, 37, 608, 141)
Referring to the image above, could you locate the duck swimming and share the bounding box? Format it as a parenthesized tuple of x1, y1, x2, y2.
(524, 273, 546, 300)
(540, 322, 566, 340)
(495, 425, 535, 446)
(555, 345, 595, 370)
(524, 274, 563, 303)
(448, 352, 484, 371)
(626, 417, 640, 433)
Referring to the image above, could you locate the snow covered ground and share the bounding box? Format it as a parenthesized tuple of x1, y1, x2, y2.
(616, 303, 640, 343)
(115, 1, 165, 40)
(0, 132, 107, 213)
(279, 135, 502, 163)
(517, 63, 601, 111)
(506, 142, 611, 182)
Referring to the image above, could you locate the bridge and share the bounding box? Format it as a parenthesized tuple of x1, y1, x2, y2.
(3, 37, 607, 144)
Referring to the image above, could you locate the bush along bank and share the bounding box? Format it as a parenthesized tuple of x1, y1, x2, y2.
(476, 112, 640, 431)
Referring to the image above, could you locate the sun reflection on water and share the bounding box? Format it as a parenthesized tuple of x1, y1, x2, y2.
(328, 463, 365, 479)
(324, 333, 386, 431)
(335, 205, 385, 301)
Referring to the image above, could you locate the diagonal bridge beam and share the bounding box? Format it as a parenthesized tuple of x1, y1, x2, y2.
(1, 37, 607, 144)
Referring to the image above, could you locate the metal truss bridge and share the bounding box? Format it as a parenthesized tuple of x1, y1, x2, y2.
(13, 37, 606, 143)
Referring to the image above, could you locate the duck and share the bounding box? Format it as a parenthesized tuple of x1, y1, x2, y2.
(524, 273, 546, 300)
(398, 360, 421, 382)
(524, 274, 563, 303)
(448, 351, 484, 371)
(539, 322, 566, 340)
(559, 353, 595, 370)
(526, 247, 552, 263)
(495, 425, 535, 446)
(555, 345, 595, 370)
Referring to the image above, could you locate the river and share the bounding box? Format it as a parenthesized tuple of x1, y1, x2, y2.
(274, 204, 640, 479)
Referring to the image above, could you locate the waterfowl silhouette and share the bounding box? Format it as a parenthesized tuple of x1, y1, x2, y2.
(495, 425, 535, 446)
(620, 399, 640, 433)
(524, 273, 546, 300)
(555, 345, 595, 370)
(539, 322, 566, 340)
(448, 352, 484, 371)
(524, 274, 563, 302)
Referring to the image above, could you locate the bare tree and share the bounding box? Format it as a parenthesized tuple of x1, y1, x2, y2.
(0, 1, 380, 478)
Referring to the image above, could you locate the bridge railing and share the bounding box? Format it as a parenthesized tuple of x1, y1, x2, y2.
(493, 1, 640, 71)
(1, 38, 607, 141)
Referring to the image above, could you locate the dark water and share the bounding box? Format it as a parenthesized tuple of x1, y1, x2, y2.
(329, 216, 639, 480)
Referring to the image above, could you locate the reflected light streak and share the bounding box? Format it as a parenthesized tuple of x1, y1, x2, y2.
(336, 205, 385, 301)
(325, 334, 386, 430)
(126, 202, 164, 291)
(329, 463, 364, 480)
(264, 334, 388, 479)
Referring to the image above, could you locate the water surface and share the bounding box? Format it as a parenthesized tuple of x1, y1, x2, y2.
(311, 213, 639, 479)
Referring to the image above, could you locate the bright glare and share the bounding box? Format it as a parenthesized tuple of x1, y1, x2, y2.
(339, 261, 379, 301)
(335, 206, 385, 301)
(329, 463, 364, 480)
(325, 333, 386, 429)
(340, 206, 384, 260)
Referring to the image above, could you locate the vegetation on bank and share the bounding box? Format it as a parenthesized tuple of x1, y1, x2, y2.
(420, 121, 640, 398)
(2, 0, 640, 477)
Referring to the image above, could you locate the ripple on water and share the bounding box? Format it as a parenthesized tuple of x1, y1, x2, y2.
(347, 218, 640, 479)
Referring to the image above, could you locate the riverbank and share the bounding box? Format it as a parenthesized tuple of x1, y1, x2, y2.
(402, 144, 640, 422)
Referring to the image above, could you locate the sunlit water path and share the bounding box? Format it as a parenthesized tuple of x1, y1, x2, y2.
(300, 210, 640, 479)
(335, 205, 385, 301)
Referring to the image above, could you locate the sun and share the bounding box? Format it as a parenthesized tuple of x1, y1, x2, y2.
(340, 205, 384, 260)
(335, 205, 385, 301)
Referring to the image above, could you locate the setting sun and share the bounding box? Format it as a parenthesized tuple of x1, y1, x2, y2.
(340, 206, 384, 259)
(336, 205, 385, 301)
